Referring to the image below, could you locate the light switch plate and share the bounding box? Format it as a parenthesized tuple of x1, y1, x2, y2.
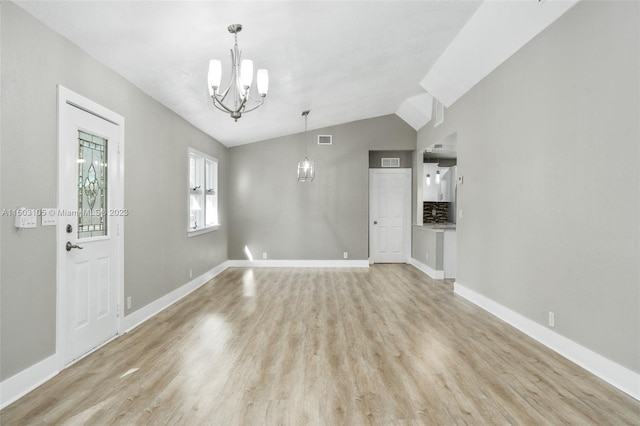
(457, 175, 464, 184)
(41, 208, 57, 226)
(14, 208, 37, 229)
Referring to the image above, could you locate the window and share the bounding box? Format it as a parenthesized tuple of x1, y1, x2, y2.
(188, 148, 218, 236)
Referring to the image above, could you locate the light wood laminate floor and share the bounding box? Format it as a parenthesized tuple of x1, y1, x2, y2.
(1, 265, 639, 425)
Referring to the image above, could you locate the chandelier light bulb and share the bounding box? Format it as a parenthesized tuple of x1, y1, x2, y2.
(426, 174, 431, 186)
(257, 69, 269, 96)
(436, 170, 441, 184)
(240, 59, 253, 88)
(208, 59, 222, 95)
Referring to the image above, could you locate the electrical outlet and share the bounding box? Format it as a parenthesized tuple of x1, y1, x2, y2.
(343, 252, 348, 259)
(548, 311, 555, 328)
(126, 296, 132, 310)
(425, 252, 429, 260)
(458, 209, 463, 219)
(189, 269, 193, 279)
(262, 252, 267, 259)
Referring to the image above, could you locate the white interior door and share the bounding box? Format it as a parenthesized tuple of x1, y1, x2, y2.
(57, 86, 124, 366)
(369, 169, 411, 263)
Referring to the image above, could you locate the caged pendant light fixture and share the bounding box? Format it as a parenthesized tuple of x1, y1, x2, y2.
(207, 24, 269, 122)
(297, 110, 315, 183)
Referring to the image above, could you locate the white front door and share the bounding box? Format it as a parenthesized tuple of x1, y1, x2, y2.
(57, 86, 124, 366)
(369, 169, 411, 263)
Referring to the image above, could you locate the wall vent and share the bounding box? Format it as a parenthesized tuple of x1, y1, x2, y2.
(381, 158, 400, 168)
(317, 135, 332, 145)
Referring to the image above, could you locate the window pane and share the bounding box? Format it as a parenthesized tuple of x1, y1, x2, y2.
(205, 160, 215, 192)
(189, 194, 203, 230)
(189, 156, 197, 189)
(190, 155, 203, 191)
(78, 131, 108, 239)
(205, 194, 217, 226)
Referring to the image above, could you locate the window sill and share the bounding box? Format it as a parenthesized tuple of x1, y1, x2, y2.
(187, 224, 219, 237)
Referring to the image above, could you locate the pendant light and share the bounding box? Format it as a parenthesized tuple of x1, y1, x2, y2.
(297, 110, 315, 183)
(433, 143, 443, 185)
(425, 150, 431, 186)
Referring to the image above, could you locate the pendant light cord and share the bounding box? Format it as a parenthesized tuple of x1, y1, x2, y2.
(302, 110, 310, 157)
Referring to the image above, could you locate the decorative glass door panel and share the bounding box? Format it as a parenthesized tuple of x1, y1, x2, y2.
(77, 130, 108, 239)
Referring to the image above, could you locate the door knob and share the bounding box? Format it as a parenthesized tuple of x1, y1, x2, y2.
(66, 242, 84, 252)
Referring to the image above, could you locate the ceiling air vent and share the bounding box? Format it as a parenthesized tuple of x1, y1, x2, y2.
(381, 158, 400, 168)
(317, 135, 332, 145)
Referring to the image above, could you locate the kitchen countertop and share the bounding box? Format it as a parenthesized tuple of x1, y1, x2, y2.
(415, 223, 457, 230)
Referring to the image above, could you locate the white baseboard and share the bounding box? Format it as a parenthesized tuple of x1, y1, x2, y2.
(226, 259, 369, 268)
(0, 354, 58, 409)
(122, 261, 230, 332)
(408, 258, 445, 279)
(454, 282, 640, 401)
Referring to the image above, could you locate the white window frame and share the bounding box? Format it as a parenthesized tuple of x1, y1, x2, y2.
(188, 148, 219, 236)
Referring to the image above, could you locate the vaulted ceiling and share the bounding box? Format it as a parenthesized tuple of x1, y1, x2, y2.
(15, 1, 577, 147)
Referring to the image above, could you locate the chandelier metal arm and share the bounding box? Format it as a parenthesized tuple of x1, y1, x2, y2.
(215, 84, 234, 106)
(239, 96, 265, 114)
(211, 99, 236, 114)
(211, 85, 263, 115)
(211, 86, 249, 114)
(211, 90, 246, 112)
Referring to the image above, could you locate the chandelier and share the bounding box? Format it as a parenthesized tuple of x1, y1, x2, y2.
(297, 110, 315, 183)
(207, 24, 269, 121)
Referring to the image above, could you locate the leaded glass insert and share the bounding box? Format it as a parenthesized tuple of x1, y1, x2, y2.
(78, 130, 108, 239)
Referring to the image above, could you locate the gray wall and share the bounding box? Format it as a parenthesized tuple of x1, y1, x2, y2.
(0, 2, 228, 380)
(418, 1, 639, 372)
(228, 115, 416, 260)
(412, 226, 443, 271)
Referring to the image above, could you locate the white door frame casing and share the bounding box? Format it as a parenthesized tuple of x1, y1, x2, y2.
(369, 168, 412, 263)
(56, 85, 125, 370)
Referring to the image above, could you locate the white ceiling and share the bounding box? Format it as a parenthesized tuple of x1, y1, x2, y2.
(16, 0, 482, 146)
(16, 1, 578, 147)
